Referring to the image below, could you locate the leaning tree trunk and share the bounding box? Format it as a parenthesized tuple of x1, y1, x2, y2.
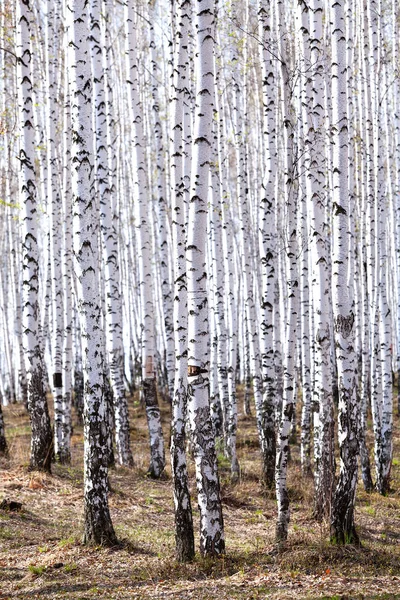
(68, 0, 116, 546)
(186, 0, 225, 557)
(17, 0, 53, 472)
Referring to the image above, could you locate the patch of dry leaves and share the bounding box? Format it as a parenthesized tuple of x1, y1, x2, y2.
(1, 403, 400, 599)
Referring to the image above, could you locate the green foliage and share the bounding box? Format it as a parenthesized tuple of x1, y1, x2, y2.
(364, 505, 376, 516)
(28, 564, 45, 576)
(58, 536, 75, 548)
(0, 198, 20, 210)
(0, 527, 13, 539)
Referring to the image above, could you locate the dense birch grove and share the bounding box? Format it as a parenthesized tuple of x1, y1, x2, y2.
(1, 0, 400, 557)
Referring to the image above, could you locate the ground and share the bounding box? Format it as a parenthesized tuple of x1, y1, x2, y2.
(1, 396, 400, 600)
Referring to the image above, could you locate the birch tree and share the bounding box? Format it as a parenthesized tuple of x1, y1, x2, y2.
(91, 0, 133, 467)
(18, 0, 53, 472)
(274, 0, 300, 545)
(330, 0, 360, 546)
(46, 0, 68, 463)
(258, 0, 277, 489)
(186, 0, 225, 556)
(126, 0, 165, 478)
(170, 0, 195, 562)
(307, 0, 335, 519)
(68, 0, 116, 545)
(0, 401, 7, 456)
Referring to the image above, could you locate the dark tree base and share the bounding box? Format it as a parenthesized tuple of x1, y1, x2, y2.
(28, 366, 53, 473)
(0, 437, 8, 457)
(28, 429, 53, 473)
(376, 477, 391, 496)
(275, 522, 288, 546)
(56, 449, 71, 465)
(175, 510, 195, 562)
(330, 524, 360, 546)
(83, 505, 118, 547)
(261, 459, 275, 490)
(360, 435, 374, 492)
(362, 470, 374, 493)
(200, 532, 225, 557)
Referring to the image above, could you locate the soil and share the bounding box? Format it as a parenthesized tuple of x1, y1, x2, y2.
(1, 398, 400, 599)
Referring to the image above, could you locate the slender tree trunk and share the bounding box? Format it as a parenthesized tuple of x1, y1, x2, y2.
(91, 0, 133, 467)
(330, 0, 360, 546)
(307, 0, 335, 518)
(186, 0, 225, 557)
(169, 0, 195, 562)
(68, 0, 116, 546)
(47, 0, 67, 463)
(126, 0, 165, 478)
(258, 0, 277, 489)
(17, 0, 53, 473)
(274, 0, 299, 546)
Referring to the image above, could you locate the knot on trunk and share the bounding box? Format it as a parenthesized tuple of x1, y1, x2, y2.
(334, 313, 354, 339)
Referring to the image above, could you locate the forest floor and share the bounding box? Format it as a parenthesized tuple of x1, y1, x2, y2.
(1, 395, 400, 600)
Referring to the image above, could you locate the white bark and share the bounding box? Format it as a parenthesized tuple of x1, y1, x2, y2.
(170, 0, 195, 562)
(258, 0, 277, 488)
(275, 0, 299, 545)
(17, 0, 53, 472)
(126, 0, 165, 478)
(330, 0, 360, 545)
(91, 0, 133, 467)
(186, 0, 225, 556)
(68, 0, 116, 545)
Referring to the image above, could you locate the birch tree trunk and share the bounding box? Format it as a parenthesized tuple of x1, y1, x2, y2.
(126, 0, 165, 478)
(186, 0, 225, 556)
(275, 0, 300, 545)
(17, 0, 53, 472)
(170, 0, 195, 562)
(258, 0, 277, 489)
(46, 0, 67, 463)
(91, 0, 133, 467)
(149, 1, 175, 403)
(308, 0, 335, 519)
(0, 401, 7, 456)
(62, 71, 74, 464)
(330, 0, 360, 546)
(68, 0, 116, 546)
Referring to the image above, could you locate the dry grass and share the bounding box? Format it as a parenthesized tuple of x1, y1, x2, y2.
(1, 398, 400, 599)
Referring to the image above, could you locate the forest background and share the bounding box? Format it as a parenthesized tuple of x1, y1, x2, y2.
(1, 0, 400, 597)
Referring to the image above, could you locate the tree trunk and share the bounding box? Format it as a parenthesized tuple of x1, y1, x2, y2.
(330, 0, 360, 546)
(186, 0, 225, 557)
(68, 0, 116, 546)
(17, 0, 53, 473)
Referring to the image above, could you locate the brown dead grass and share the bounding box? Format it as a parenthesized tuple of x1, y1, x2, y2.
(1, 398, 400, 599)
